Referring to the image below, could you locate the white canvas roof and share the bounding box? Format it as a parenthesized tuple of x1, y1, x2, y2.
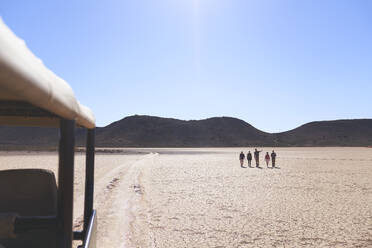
(0, 18, 95, 128)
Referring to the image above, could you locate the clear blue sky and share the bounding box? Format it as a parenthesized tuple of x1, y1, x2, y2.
(2, 0, 372, 132)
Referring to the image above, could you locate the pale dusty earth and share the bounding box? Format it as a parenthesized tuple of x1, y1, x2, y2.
(1, 147, 372, 248)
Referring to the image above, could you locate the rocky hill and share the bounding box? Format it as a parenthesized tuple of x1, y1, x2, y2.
(95, 115, 272, 147)
(275, 119, 372, 146)
(0, 115, 371, 148)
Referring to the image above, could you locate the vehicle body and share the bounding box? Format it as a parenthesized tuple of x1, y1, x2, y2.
(0, 19, 96, 248)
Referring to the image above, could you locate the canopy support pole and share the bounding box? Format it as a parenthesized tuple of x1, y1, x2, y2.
(57, 119, 75, 248)
(84, 128, 95, 234)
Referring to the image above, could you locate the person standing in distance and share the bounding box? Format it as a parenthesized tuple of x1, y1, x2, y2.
(271, 150, 277, 167)
(254, 148, 262, 167)
(239, 151, 245, 168)
(265, 152, 270, 168)
(247, 151, 252, 167)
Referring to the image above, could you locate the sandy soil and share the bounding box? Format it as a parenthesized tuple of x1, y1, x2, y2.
(1, 147, 372, 247)
(0, 152, 145, 247)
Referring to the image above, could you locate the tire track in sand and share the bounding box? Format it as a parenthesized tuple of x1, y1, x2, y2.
(122, 152, 159, 248)
(72, 153, 158, 248)
(93, 152, 158, 248)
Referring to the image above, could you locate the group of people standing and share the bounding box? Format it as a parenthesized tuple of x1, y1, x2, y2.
(239, 149, 277, 168)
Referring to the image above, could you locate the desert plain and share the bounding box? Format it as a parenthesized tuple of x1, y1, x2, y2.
(1, 147, 372, 248)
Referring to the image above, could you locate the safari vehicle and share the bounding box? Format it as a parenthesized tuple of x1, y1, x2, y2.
(0, 19, 96, 248)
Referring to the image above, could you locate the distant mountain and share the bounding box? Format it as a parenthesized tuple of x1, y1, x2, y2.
(0, 115, 371, 148)
(94, 115, 273, 147)
(0, 126, 59, 149)
(275, 119, 372, 146)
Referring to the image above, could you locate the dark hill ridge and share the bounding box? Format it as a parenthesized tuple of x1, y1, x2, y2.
(274, 119, 372, 146)
(0, 115, 371, 148)
(95, 116, 273, 147)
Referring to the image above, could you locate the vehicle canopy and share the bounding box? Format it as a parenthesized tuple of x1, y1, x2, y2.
(0, 18, 97, 248)
(0, 17, 95, 128)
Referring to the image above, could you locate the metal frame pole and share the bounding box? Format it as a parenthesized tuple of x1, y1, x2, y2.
(83, 128, 95, 233)
(57, 119, 75, 248)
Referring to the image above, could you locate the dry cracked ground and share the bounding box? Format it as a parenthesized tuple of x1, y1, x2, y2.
(1, 147, 371, 248)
